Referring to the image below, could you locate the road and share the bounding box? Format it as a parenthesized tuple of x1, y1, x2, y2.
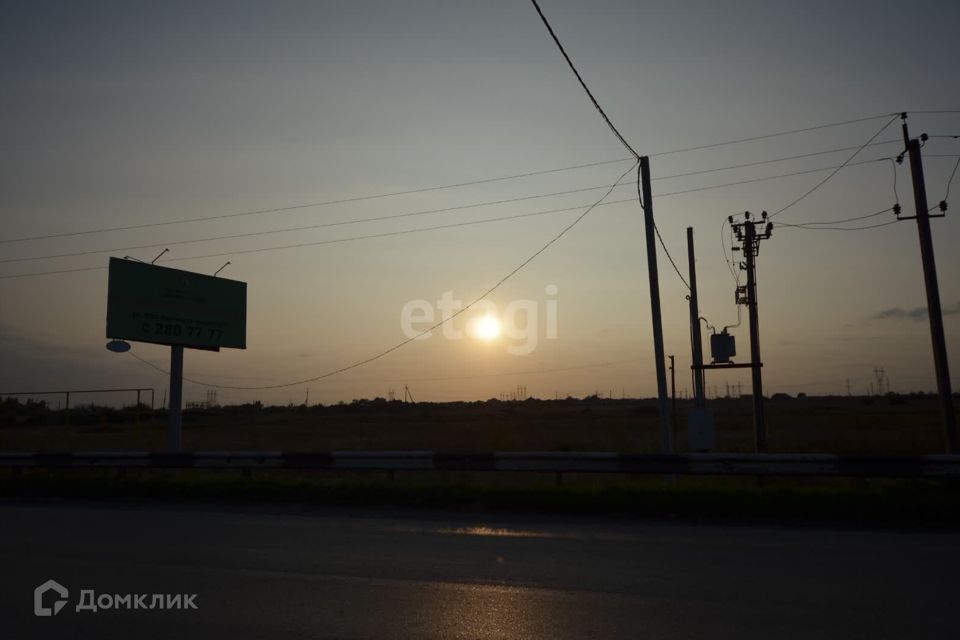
(1, 501, 957, 639)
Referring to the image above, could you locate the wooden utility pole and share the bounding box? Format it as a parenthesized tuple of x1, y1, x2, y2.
(900, 113, 957, 453)
(686, 227, 706, 409)
(639, 157, 673, 453)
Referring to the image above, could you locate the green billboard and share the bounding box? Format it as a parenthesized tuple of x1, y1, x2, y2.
(106, 257, 247, 349)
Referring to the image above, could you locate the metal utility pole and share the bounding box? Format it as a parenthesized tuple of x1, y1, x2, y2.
(640, 157, 673, 453)
(901, 114, 957, 453)
(731, 211, 772, 452)
(686, 227, 706, 409)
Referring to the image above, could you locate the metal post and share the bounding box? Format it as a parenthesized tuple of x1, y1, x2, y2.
(639, 156, 673, 453)
(669, 354, 677, 446)
(902, 120, 958, 452)
(686, 227, 706, 409)
(744, 221, 767, 452)
(64, 391, 70, 426)
(168, 346, 184, 452)
(135, 389, 141, 427)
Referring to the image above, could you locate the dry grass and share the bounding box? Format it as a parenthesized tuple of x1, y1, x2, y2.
(2, 395, 956, 454)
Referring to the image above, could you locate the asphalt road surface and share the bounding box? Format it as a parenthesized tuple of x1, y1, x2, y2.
(1, 501, 957, 639)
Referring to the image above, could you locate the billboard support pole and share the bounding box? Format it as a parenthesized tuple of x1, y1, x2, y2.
(168, 346, 184, 452)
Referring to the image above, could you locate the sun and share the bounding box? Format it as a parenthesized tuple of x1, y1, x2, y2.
(471, 315, 502, 341)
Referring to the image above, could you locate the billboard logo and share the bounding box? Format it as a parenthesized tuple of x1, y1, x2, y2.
(34, 579, 69, 617)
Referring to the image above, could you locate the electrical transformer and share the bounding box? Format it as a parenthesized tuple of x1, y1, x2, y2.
(710, 330, 736, 364)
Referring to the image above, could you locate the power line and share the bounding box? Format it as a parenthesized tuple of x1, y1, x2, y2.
(12, 148, 863, 264)
(655, 138, 900, 181)
(8, 18, 906, 255)
(0, 198, 637, 279)
(0, 264, 105, 279)
(941, 156, 960, 204)
(20, 158, 889, 282)
(720, 146, 902, 318)
(0, 183, 634, 265)
(5, 151, 904, 268)
(408, 358, 640, 382)
(720, 217, 739, 285)
(774, 220, 899, 232)
(1, 155, 903, 277)
(653, 221, 690, 290)
(0, 116, 915, 246)
(4, 155, 906, 276)
(340, 358, 644, 384)
(769, 114, 900, 218)
(2, 140, 900, 262)
(130, 353, 646, 387)
(0, 156, 634, 245)
(128, 162, 640, 390)
(529, 0, 639, 158)
(667, 156, 893, 200)
(650, 113, 898, 157)
(888, 158, 901, 207)
(776, 207, 894, 228)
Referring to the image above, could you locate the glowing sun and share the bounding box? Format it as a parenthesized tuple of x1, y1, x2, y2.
(471, 315, 502, 341)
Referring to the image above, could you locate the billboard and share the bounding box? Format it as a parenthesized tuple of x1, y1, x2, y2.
(106, 257, 247, 349)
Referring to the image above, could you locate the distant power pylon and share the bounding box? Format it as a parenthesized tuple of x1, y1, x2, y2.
(873, 367, 888, 396)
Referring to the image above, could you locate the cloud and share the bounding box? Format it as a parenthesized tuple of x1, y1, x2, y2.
(870, 301, 960, 322)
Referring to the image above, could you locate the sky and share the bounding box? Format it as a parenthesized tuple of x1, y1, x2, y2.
(1, 0, 959, 407)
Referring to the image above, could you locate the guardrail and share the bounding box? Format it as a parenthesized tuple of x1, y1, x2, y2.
(2, 451, 960, 478)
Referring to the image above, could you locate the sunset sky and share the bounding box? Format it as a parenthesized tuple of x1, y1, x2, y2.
(1, 0, 959, 406)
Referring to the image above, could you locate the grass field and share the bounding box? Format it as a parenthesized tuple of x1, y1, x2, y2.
(2, 395, 956, 454)
(3, 468, 958, 526)
(4, 395, 958, 521)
